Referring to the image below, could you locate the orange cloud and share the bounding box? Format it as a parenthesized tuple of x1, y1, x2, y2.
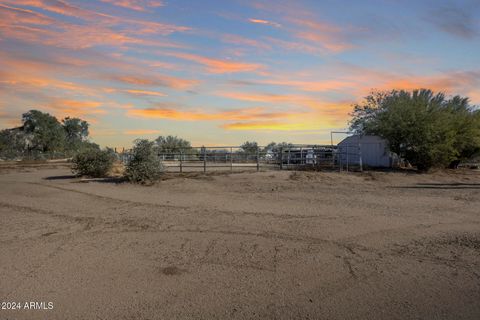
(126, 107, 291, 121)
(0, 3, 54, 26)
(223, 121, 304, 131)
(290, 18, 353, 53)
(221, 114, 344, 131)
(0, 70, 98, 97)
(257, 79, 357, 92)
(111, 74, 198, 90)
(0, 1, 190, 50)
(296, 31, 353, 53)
(163, 52, 264, 74)
(124, 89, 167, 97)
(55, 99, 102, 109)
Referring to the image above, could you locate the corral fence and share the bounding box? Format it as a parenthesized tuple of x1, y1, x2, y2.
(115, 144, 363, 173)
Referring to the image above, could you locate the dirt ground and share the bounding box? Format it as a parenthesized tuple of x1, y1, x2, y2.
(0, 164, 479, 319)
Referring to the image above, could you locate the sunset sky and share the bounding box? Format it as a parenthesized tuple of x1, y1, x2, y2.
(1, 0, 479, 147)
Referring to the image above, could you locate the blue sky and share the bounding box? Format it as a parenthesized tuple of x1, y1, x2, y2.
(0, 0, 479, 147)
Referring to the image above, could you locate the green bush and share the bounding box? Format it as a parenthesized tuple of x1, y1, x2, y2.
(72, 149, 114, 177)
(124, 139, 164, 183)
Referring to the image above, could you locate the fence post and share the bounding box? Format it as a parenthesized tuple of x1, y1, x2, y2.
(332, 146, 336, 169)
(280, 147, 283, 170)
(288, 148, 291, 168)
(203, 148, 206, 173)
(230, 147, 233, 172)
(256, 148, 260, 171)
(180, 149, 183, 173)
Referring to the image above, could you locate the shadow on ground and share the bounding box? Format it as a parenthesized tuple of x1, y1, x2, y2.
(44, 175, 77, 180)
(391, 183, 480, 190)
(44, 175, 126, 184)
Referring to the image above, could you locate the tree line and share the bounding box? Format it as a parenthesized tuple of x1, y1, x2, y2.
(2, 88, 479, 171)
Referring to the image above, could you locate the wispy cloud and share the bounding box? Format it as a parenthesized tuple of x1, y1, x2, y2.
(289, 18, 354, 53)
(110, 74, 198, 90)
(123, 89, 167, 97)
(248, 18, 281, 28)
(126, 106, 290, 121)
(221, 34, 271, 50)
(105, 88, 167, 97)
(222, 121, 313, 131)
(161, 52, 264, 74)
(427, 4, 478, 39)
(0, 0, 190, 50)
(100, 0, 164, 12)
(218, 91, 306, 103)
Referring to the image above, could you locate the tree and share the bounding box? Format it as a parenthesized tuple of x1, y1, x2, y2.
(62, 117, 89, 149)
(350, 89, 480, 170)
(240, 141, 259, 154)
(22, 110, 65, 154)
(263, 141, 293, 152)
(155, 135, 192, 153)
(444, 96, 480, 165)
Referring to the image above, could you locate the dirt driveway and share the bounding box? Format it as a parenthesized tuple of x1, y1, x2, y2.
(1, 165, 479, 319)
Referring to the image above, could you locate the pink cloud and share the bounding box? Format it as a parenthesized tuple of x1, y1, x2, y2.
(100, 0, 164, 12)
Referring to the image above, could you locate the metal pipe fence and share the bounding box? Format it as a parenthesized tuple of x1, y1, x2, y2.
(116, 144, 364, 173)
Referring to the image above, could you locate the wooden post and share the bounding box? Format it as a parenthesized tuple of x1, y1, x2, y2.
(230, 147, 233, 172)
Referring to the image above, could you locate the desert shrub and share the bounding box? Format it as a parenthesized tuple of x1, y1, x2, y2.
(124, 139, 164, 183)
(71, 149, 114, 177)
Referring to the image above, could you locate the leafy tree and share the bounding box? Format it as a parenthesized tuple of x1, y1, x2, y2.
(155, 135, 192, 153)
(62, 117, 89, 150)
(444, 96, 480, 163)
(125, 139, 164, 183)
(350, 89, 480, 170)
(240, 141, 259, 154)
(22, 110, 65, 153)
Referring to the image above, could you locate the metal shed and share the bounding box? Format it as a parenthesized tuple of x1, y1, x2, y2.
(338, 135, 396, 168)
